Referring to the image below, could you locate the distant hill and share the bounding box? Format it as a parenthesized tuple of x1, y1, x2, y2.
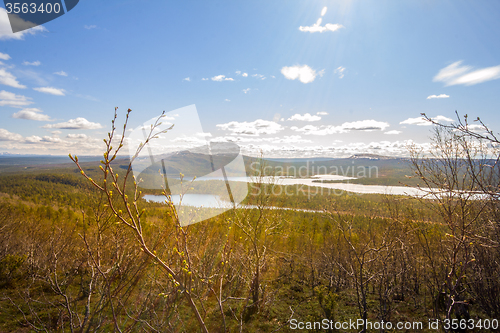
(0, 155, 102, 166)
(348, 154, 401, 160)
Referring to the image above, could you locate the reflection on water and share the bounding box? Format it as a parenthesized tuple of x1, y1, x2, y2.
(143, 194, 234, 208)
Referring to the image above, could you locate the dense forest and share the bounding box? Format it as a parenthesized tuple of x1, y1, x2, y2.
(1, 113, 499, 332)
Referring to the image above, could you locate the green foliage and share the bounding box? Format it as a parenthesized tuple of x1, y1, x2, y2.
(0, 156, 498, 332)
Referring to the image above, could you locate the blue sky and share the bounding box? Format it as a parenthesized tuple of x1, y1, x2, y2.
(1, 0, 500, 157)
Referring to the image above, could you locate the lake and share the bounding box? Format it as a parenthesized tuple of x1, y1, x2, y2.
(143, 175, 431, 208)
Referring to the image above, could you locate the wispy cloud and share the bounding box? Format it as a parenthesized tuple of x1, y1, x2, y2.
(334, 66, 346, 79)
(84, 25, 97, 30)
(22, 60, 41, 66)
(400, 115, 453, 126)
(242, 88, 251, 94)
(0, 52, 10, 60)
(281, 65, 323, 84)
(74, 93, 100, 102)
(225, 99, 230, 102)
(0, 90, 32, 107)
(317, 111, 328, 116)
(217, 119, 284, 136)
(42, 117, 103, 130)
(252, 74, 266, 80)
(291, 120, 390, 135)
(288, 113, 321, 122)
(299, 15, 344, 33)
(384, 130, 402, 135)
(211, 75, 234, 81)
(427, 94, 449, 99)
(182, 77, 190, 82)
(321, 6, 327, 16)
(0, 68, 26, 88)
(242, 73, 248, 77)
(0, 8, 47, 40)
(15, 69, 48, 86)
(33, 87, 65, 96)
(433, 61, 500, 86)
(54, 71, 68, 76)
(12, 107, 52, 121)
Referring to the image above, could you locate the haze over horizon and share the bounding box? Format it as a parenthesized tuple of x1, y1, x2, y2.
(1, 1, 500, 158)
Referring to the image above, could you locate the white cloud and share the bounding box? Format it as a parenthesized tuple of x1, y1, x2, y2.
(334, 66, 346, 79)
(225, 98, 230, 102)
(400, 115, 453, 126)
(433, 61, 500, 86)
(433, 115, 454, 122)
(0, 8, 47, 40)
(321, 7, 327, 16)
(452, 66, 500, 86)
(23, 135, 63, 144)
(433, 61, 471, 84)
(299, 18, 344, 33)
(67, 134, 88, 139)
(0, 130, 104, 154)
(182, 77, 190, 82)
(212, 135, 311, 144)
(216, 119, 284, 136)
(224, 139, 432, 159)
(242, 88, 251, 94)
(342, 120, 390, 131)
(427, 94, 449, 99)
(40, 136, 62, 143)
(291, 119, 390, 135)
(0, 68, 26, 88)
(252, 74, 266, 80)
(54, 71, 68, 76)
(288, 113, 321, 122)
(211, 75, 234, 81)
(22, 60, 40, 66)
(235, 70, 250, 77)
(84, 25, 97, 30)
(12, 108, 52, 121)
(0, 128, 23, 141)
(33, 87, 65, 96)
(317, 111, 328, 115)
(202, 78, 209, 81)
(0, 90, 32, 107)
(42, 117, 103, 130)
(0, 52, 10, 60)
(281, 65, 323, 84)
(384, 130, 402, 135)
(24, 135, 42, 143)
